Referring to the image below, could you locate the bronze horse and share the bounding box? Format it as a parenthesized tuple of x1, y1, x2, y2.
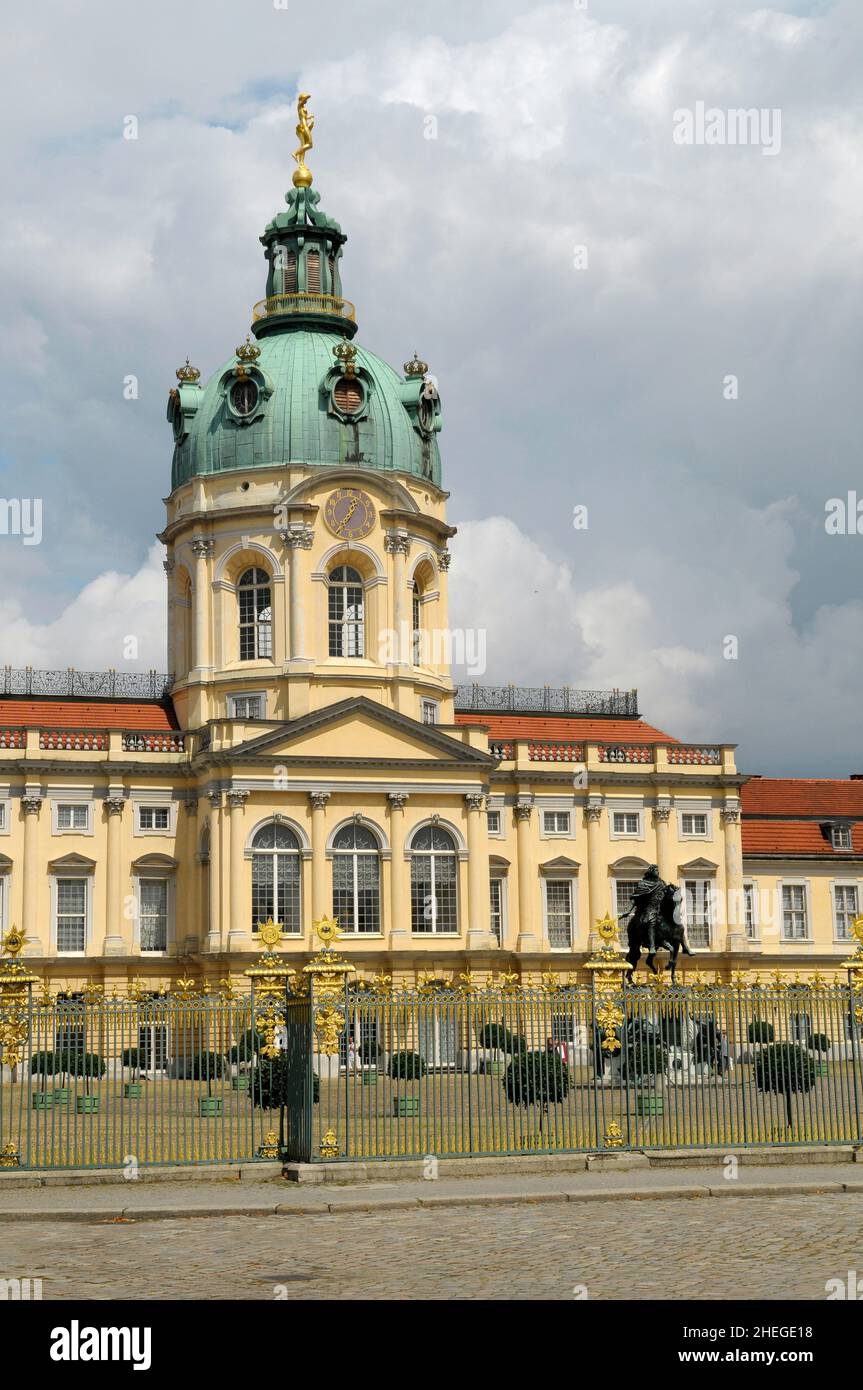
(620, 867, 694, 982)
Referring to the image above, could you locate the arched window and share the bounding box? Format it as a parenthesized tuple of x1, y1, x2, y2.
(332, 822, 380, 934)
(410, 825, 458, 934)
(251, 822, 301, 935)
(328, 566, 364, 657)
(411, 581, 422, 664)
(238, 568, 272, 661)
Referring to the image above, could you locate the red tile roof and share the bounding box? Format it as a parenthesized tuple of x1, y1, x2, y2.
(453, 714, 678, 744)
(743, 819, 863, 855)
(742, 778, 863, 817)
(0, 699, 178, 731)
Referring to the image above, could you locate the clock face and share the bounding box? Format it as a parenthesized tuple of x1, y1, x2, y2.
(324, 488, 376, 541)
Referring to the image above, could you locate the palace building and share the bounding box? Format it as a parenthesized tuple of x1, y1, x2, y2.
(1, 107, 860, 993)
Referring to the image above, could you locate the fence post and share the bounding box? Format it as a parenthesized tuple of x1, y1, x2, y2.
(244, 917, 299, 1159)
(585, 913, 630, 1150)
(842, 917, 863, 1142)
(303, 916, 355, 1159)
(0, 926, 40, 1168)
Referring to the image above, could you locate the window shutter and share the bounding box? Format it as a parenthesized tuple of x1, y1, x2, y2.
(334, 377, 363, 413)
(306, 250, 321, 294)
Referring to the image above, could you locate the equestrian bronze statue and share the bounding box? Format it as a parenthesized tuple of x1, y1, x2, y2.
(619, 865, 694, 982)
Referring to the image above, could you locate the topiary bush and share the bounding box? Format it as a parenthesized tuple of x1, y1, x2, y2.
(753, 1042, 817, 1131)
(477, 1021, 514, 1052)
(251, 1054, 320, 1109)
(623, 1023, 666, 1080)
(389, 1050, 427, 1081)
(809, 1033, 831, 1054)
(228, 1028, 264, 1065)
(30, 1051, 62, 1078)
(503, 1047, 570, 1121)
(747, 1020, 775, 1045)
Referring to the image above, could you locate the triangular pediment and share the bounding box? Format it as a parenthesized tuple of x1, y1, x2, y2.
(678, 856, 719, 872)
(47, 852, 97, 872)
(218, 697, 496, 767)
(539, 855, 581, 875)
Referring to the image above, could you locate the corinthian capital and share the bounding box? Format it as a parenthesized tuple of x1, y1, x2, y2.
(384, 531, 411, 556)
(21, 796, 43, 816)
(192, 538, 215, 559)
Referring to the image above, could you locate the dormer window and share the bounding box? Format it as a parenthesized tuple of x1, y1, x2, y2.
(831, 824, 853, 850)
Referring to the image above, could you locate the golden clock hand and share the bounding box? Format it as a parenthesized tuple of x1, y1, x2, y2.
(336, 499, 359, 535)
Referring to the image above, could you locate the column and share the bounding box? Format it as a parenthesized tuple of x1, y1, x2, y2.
(204, 790, 222, 953)
(654, 797, 673, 882)
(309, 792, 330, 929)
(227, 791, 250, 951)
(465, 792, 492, 949)
(585, 798, 606, 951)
(191, 537, 214, 675)
(284, 525, 314, 661)
(163, 555, 176, 683)
(103, 796, 126, 956)
(387, 793, 409, 949)
(182, 797, 199, 953)
(515, 800, 538, 952)
(385, 531, 411, 665)
(21, 795, 43, 955)
(722, 802, 747, 954)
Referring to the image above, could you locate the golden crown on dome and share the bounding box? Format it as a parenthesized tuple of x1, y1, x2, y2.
(176, 358, 201, 383)
(235, 335, 262, 364)
(404, 351, 428, 378)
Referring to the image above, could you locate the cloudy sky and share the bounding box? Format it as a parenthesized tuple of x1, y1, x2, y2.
(1, 0, 861, 775)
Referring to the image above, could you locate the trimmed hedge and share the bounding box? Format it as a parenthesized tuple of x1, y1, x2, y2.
(503, 1047, 570, 1109)
(389, 1050, 427, 1081)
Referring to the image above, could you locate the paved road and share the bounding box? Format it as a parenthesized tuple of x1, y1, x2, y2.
(4, 1193, 862, 1300)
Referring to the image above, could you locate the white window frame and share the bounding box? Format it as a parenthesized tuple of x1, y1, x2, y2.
(489, 874, 507, 947)
(51, 872, 92, 956)
(677, 806, 711, 840)
(613, 877, 642, 926)
(486, 807, 503, 838)
(421, 699, 439, 725)
(541, 809, 572, 838)
(542, 877, 576, 951)
(830, 880, 860, 943)
(0, 872, 8, 937)
(228, 691, 267, 721)
(0, 798, 10, 836)
(51, 800, 94, 836)
(742, 879, 759, 941)
(134, 874, 175, 955)
(778, 879, 812, 943)
(831, 824, 853, 851)
(682, 877, 715, 950)
(134, 802, 177, 836)
(610, 810, 643, 840)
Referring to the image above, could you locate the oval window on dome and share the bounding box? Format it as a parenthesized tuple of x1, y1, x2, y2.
(334, 377, 364, 416)
(231, 379, 258, 417)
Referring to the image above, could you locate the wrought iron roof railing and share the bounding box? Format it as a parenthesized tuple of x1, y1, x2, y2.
(251, 292, 356, 324)
(453, 684, 639, 718)
(0, 668, 173, 701)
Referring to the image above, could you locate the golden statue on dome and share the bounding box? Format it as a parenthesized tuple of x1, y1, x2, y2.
(293, 92, 315, 188)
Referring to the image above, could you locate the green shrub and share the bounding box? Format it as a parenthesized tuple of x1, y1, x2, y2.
(624, 1026, 665, 1080)
(121, 1047, 139, 1070)
(753, 1043, 817, 1130)
(251, 1054, 320, 1109)
(389, 1050, 427, 1081)
(228, 1028, 264, 1064)
(809, 1033, 831, 1054)
(747, 1021, 775, 1044)
(185, 1052, 225, 1081)
(503, 1047, 570, 1112)
(477, 1021, 512, 1052)
(31, 1050, 61, 1076)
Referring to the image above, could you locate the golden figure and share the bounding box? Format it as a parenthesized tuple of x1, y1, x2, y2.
(292, 92, 315, 188)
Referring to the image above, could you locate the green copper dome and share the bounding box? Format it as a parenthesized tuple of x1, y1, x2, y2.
(168, 183, 442, 491)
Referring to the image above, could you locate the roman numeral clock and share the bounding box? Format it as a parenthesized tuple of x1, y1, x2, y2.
(323, 487, 376, 541)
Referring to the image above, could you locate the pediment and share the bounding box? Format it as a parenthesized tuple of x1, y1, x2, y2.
(132, 853, 179, 871)
(678, 856, 719, 872)
(539, 855, 581, 876)
(225, 697, 495, 767)
(609, 855, 650, 872)
(47, 852, 97, 872)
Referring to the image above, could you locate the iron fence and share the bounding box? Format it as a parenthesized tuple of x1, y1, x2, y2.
(1, 978, 861, 1170)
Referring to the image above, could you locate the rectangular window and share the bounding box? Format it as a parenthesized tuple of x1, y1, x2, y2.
(486, 809, 501, 836)
(140, 879, 168, 952)
(832, 825, 853, 850)
(781, 884, 808, 941)
(615, 879, 641, 923)
(138, 806, 171, 831)
(489, 878, 504, 946)
(744, 882, 758, 939)
(542, 810, 571, 836)
(421, 700, 439, 725)
(56, 878, 87, 953)
(231, 695, 264, 720)
(612, 811, 640, 836)
(833, 884, 858, 940)
(681, 812, 708, 836)
(684, 879, 712, 949)
(545, 880, 573, 949)
(57, 803, 89, 831)
(0, 803, 5, 830)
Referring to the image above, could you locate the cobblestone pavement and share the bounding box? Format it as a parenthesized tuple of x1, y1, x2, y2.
(3, 1193, 862, 1300)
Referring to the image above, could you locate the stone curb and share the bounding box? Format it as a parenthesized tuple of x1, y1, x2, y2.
(1, 1178, 861, 1222)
